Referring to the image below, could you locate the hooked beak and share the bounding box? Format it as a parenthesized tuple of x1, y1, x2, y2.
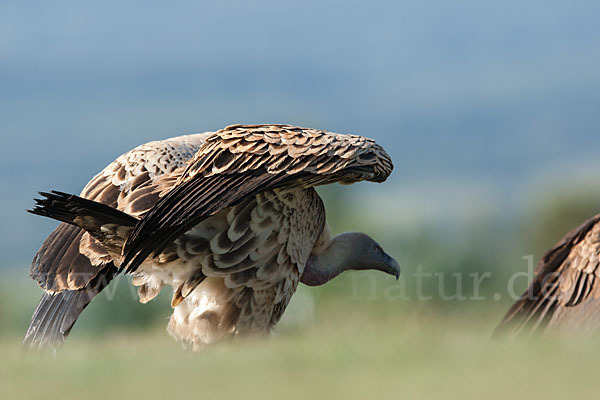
(383, 253, 401, 280)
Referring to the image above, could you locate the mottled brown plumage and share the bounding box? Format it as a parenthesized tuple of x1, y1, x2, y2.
(25, 133, 210, 348)
(496, 214, 600, 337)
(122, 124, 393, 272)
(29, 133, 208, 294)
(25, 124, 397, 351)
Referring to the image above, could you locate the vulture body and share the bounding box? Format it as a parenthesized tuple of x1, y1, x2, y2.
(496, 214, 600, 337)
(25, 124, 398, 351)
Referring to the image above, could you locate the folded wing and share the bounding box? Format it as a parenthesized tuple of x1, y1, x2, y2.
(122, 124, 393, 272)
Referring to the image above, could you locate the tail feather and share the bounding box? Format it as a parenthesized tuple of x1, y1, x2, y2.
(23, 265, 118, 352)
(24, 292, 82, 351)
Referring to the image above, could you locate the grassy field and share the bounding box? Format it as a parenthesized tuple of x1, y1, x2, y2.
(4, 190, 600, 400)
(2, 301, 600, 400)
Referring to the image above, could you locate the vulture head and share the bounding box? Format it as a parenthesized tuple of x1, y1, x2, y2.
(301, 232, 400, 286)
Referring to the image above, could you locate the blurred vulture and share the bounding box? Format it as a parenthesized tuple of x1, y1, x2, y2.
(24, 124, 399, 351)
(496, 214, 600, 337)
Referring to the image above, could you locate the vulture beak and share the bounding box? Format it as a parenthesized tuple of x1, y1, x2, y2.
(383, 253, 401, 280)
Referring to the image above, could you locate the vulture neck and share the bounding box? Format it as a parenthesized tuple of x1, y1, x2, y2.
(301, 231, 362, 287)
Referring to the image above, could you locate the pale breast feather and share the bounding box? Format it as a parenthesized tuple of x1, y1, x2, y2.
(166, 188, 326, 338)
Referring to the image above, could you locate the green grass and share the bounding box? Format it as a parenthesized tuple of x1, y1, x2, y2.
(2, 304, 600, 400)
(5, 188, 600, 399)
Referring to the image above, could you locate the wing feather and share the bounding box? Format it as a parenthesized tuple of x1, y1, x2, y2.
(495, 214, 600, 337)
(26, 133, 209, 350)
(123, 125, 392, 272)
(30, 134, 209, 292)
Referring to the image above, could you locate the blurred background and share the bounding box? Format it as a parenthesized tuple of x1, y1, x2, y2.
(1, 1, 600, 398)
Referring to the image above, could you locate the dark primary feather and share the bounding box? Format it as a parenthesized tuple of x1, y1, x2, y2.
(495, 214, 600, 337)
(29, 191, 142, 262)
(30, 191, 138, 228)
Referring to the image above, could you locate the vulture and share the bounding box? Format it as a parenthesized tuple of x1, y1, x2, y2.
(24, 124, 399, 351)
(496, 214, 600, 337)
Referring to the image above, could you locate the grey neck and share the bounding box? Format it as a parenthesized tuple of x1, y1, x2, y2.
(300, 233, 359, 287)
